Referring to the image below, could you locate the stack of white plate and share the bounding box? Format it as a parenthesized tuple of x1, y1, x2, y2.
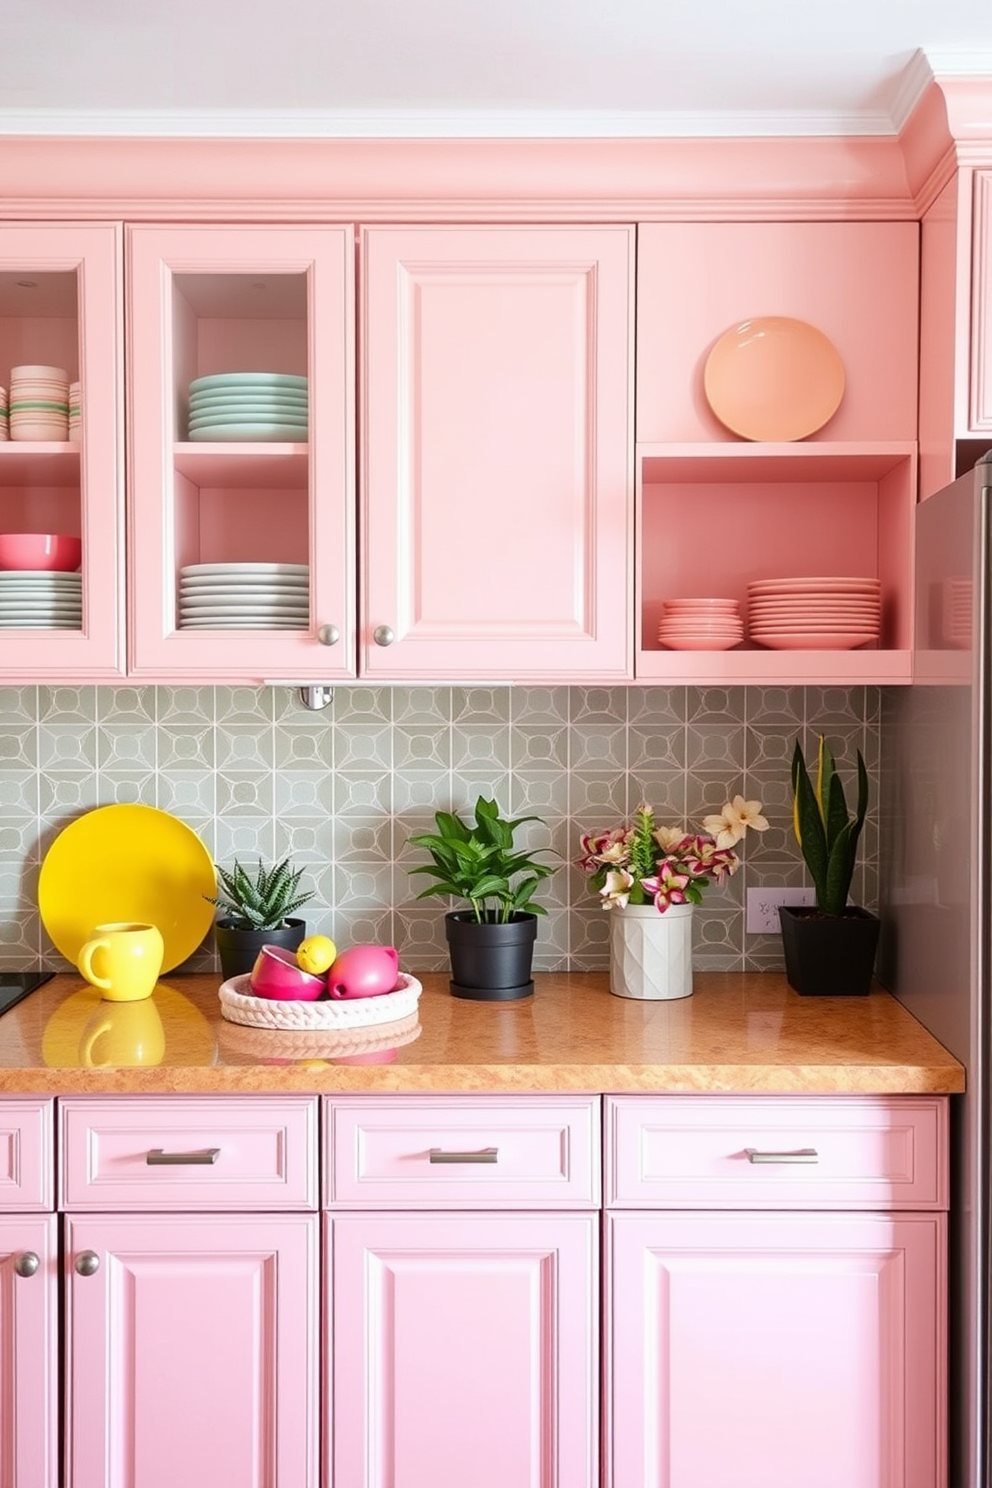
(186, 372, 308, 442)
(747, 577, 882, 650)
(178, 562, 309, 630)
(657, 597, 744, 651)
(0, 570, 81, 628)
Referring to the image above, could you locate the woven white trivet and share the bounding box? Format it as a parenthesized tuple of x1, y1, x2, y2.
(218, 971, 422, 1030)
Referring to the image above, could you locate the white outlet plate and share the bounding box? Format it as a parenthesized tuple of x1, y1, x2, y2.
(746, 885, 816, 934)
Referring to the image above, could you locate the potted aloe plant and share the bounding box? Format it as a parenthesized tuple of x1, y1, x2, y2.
(205, 855, 315, 981)
(406, 795, 558, 1000)
(781, 735, 879, 996)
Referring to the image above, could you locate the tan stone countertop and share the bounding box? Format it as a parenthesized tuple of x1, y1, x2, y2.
(0, 971, 965, 1095)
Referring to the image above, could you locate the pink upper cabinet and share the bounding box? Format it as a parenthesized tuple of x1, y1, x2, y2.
(126, 225, 356, 683)
(0, 223, 123, 680)
(971, 171, 992, 433)
(360, 225, 634, 680)
(636, 221, 920, 445)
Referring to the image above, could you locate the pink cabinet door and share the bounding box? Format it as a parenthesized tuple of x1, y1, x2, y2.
(329, 1210, 599, 1488)
(360, 225, 633, 680)
(126, 224, 356, 682)
(607, 1211, 946, 1488)
(971, 170, 992, 433)
(65, 1212, 319, 1488)
(0, 1214, 58, 1488)
(0, 223, 123, 680)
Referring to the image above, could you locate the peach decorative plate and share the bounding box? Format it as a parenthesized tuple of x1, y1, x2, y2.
(704, 317, 845, 442)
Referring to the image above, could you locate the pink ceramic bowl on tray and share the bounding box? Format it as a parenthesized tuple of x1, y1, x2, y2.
(249, 944, 326, 1001)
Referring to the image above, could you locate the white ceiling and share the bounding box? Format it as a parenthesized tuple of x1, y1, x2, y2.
(2, 0, 992, 138)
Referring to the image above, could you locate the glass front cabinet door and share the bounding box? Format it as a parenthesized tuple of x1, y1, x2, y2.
(126, 225, 356, 683)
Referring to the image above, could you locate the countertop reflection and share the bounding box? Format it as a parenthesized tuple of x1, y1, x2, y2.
(0, 971, 965, 1095)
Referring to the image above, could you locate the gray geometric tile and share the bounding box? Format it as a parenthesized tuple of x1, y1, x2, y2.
(0, 727, 39, 770)
(451, 725, 510, 771)
(393, 725, 452, 770)
(570, 688, 627, 724)
(0, 771, 37, 812)
(215, 726, 274, 770)
(335, 770, 392, 816)
(158, 773, 215, 816)
(394, 908, 451, 971)
(392, 687, 452, 724)
(273, 816, 335, 865)
(0, 852, 35, 904)
(510, 772, 570, 817)
(805, 686, 868, 727)
(332, 861, 393, 908)
(451, 773, 513, 814)
(38, 686, 95, 723)
(627, 772, 685, 820)
(627, 687, 687, 725)
(533, 909, 570, 970)
(158, 725, 215, 770)
(686, 724, 745, 772)
(97, 726, 157, 769)
(511, 688, 570, 724)
(332, 687, 392, 723)
(273, 726, 334, 770)
(452, 688, 511, 723)
(333, 817, 392, 862)
(0, 819, 40, 859)
(157, 687, 215, 725)
(215, 688, 274, 725)
(744, 687, 804, 725)
(38, 726, 93, 771)
(216, 772, 274, 817)
(510, 726, 568, 771)
(273, 772, 333, 816)
(95, 686, 156, 723)
(270, 687, 336, 726)
(627, 724, 684, 771)
(0, 687, 38, 722)
(331, 908, 396, 951)
(39, 776, 101, 814)
(569, 724, 625, 770)
(99, 772, 158, 806)
(0, 911, 42, 961)
(686, 687, 745, 723)
(334, 723, 392, 770)
(213, 817, 274, 862)
(567, 773, 627, 818)
(390, 770, 446, 814)
(569, 907, 610, 968)
(746, 726, 798, 772)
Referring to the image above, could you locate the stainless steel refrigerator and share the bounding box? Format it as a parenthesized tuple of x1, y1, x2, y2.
(880, 449, 992, 1488)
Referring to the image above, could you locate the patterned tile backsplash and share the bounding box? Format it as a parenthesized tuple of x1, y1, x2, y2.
(0, 683, 881, 974)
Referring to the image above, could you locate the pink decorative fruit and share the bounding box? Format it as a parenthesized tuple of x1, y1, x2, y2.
(326, 944, 399, 1000)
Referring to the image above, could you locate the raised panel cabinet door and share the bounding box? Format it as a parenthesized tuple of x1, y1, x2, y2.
(607, 1211, 946, 1488)
(0, 223, 123, 680)
(126, 224, 356, 682)
(64, 1212, 319, 1488)
(361, 224, 634, 679)
(0, 1215, 58, 1488)
(971, 171, 992, 432)
(329, 1210, 599, 1488)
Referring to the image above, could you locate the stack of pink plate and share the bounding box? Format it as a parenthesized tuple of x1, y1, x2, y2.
(747, 577, 882, 649)
(657, 597, 744, 651)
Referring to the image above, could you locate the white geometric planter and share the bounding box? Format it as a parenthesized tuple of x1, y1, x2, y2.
(608, 903, 694, 1001)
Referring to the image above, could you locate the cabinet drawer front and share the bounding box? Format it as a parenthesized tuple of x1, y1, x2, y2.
(325, 1096, 600, 1208)
(606, 1096, 948, 1210)
(60, 1097, 318, 1211)
(0, 1098, 54, 1211)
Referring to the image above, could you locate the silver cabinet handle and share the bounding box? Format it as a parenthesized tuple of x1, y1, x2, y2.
(317, 624, 340, 646)
(372, 625, 395, 647)
(744, 1147, 819, 1164)
(14, 1251, 39, 1277)
(146, 1147, 221, 1166)
(428, 1147, 499, 1164)
(74, 1251, 100, 1277)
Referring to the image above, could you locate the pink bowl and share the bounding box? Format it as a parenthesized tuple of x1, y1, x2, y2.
(249, 944, 326, 1001)
(0, 533, 82, 572)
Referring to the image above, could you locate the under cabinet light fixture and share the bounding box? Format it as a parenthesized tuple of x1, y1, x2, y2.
(262, 682, 335, 711)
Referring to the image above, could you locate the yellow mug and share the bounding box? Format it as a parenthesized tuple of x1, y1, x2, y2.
(79, 998, 166, 1067)
(77, 921, 165, 1002)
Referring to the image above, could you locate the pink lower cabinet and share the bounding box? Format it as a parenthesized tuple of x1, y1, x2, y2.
(0, 1214, 58, 1487)
(324, 1095, 602, 1488)
(604, 1096, 949, 1488)
(59, 1095, 320, 1488)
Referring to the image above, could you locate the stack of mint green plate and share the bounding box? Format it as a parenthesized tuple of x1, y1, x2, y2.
(186, 372, 308, 442)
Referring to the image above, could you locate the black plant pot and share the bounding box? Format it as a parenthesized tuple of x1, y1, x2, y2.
(779, 905, 881, 997)
(214, 917, 307, 982)
(444, 911, 538, 1001)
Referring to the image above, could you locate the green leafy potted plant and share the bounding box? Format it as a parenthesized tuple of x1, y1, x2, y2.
(406, 796, 558, 1000)
(205, 855, 315, 981)
(782, 735, 879, 996)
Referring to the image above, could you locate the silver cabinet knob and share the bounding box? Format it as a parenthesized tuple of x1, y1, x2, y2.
(373, 625, 395, 647)
(14, 1251, 39, 1277)
(74, 1250, 100, 1277)
(317, 623, 340, 646)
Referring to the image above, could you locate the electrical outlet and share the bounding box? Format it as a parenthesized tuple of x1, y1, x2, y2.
(746, 885, 816, 935)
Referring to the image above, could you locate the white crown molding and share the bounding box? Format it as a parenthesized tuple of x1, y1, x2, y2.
(888, 49, 936, 134)
(0, 104, 900, 141)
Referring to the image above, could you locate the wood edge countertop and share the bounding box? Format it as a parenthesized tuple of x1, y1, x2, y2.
(0, 971, 965, 1096)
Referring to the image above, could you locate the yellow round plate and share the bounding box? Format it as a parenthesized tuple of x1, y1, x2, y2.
(39, 804, 217, 972)
(703, 316, 845, 441)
